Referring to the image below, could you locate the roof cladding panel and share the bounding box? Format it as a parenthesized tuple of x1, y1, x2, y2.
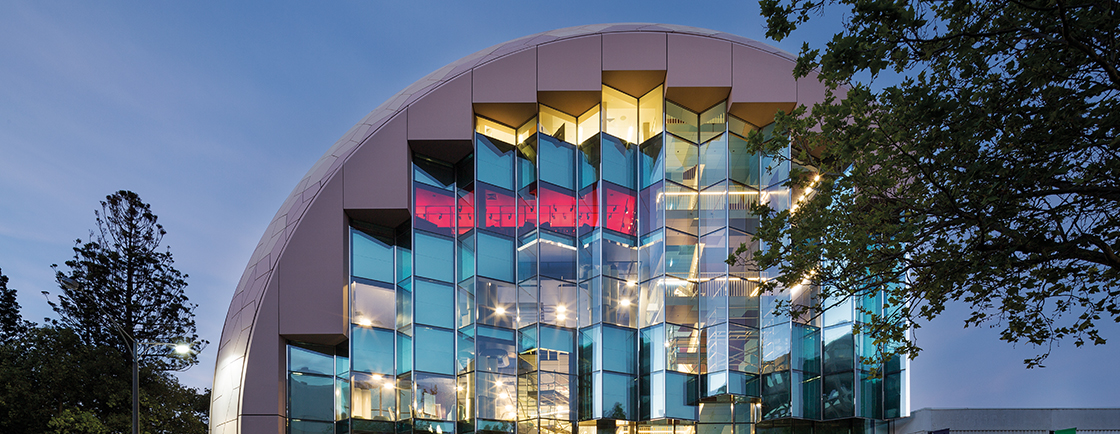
(212, 24, 827, 434)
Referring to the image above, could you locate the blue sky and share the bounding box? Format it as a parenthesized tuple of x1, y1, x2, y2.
(1, 0, 1116, 409)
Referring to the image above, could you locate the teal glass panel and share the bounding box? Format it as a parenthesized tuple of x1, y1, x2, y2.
(601, 324, 637, 374)
(760, 289, 790, 328)
(822, 372, 855, 419)
(476, 325, 516, 375)
(601, 372, 636, 420)
(728, 271, 760, 327)
(476, 419, 515, 434)
(793, 323, 821, 374)
(602, 134, 637, 190)
(759, 125, 788, 189)
(700, 102, 726, 144)
(666, 135, 698, 189)
(639, 181, 664, 236)
(729, 323, 760, 373)
(665, 228, 698, 280)
(414, 279, 454, 329)
(289, 343, 334, 376)
(728, 133, 760, 188)
(414, 231, 454, 283)
(727, 371, 760, 397)
(458, 331, 475, 374)
(700, 182, 727, 237)
(414, 326, 455, 375)
(795, 371, 821, 420)
(353, 229, 395, 284)
(762, 325, 791, 374)
(352, 326, 395, 375)
(397, 373, 412, 421)
(578, 327, 595, 376)
(699, 230, 728, 280)
(639, 230, 665, 283)
(476, 231, 515, 282)
(858, 290, 883, 325)
(602, 277, 638, 328)
(415, 373, 457, 421)
(477, 277, 517, 329)
(760, 371, 791, 420)
(517, 137, 536, 194)
(336, 343, 349, 377)
(823, 296, 853, 327)
(352, 419, 395, 434)
(415, 183, 456, 237)
(477, 182, 517, 237)
(602, 230, 637, 284)
(640, 325, 665, 373)
(699, 134, 728, 189)
(664, 277, 699, 327)
(665, 181, 698, 235)
(577, 230, 601, 281)
(640, 133, 664, 190)
(336, 376, 351, 421)
(859, 332, 878, 371)
(414, 157, 455, 191)
(700, 278, 728, 327)
(397, 333, 412, 373)
(539, 324, 574, 352)
(476, 133, 515, 191)
(665, 371, 698, 420)
(456, 286, 474, 329)
(458, 232, 475, 283)
(288, 373, 335, 422)
(578, 278, 599, 328)
(539, 231, 577, 283)
(822, 325, 854, 374)
(666, 323, 700, 374)
(540, 134, 576, 190)
(397, 246, 412, 286)
(519, 278, 539, 325)
(860, 372, 883, 419)
(289, 420, 334, 434)
(540, 278, 578, 328)
(353, 278, 396, 329)
(639, 278, 665, 329)
(666, 101, 698, 143)
(518, 234, 538, 283)
(884, 371, 903, 418)
(578, 134, 601, 191)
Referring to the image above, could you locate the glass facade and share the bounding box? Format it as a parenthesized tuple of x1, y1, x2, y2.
(285, 84, 906, 434)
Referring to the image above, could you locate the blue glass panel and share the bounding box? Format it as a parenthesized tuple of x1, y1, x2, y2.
(699, 134, 728, 189)
(477, 277, 517, 329)
(397, 244, 412, 285)
(476, 325, 516, 375)
(639, 230, 665, 283)
(397, 333, 412, 373)
(578, 133, 601, 191)
(727, 229, 758, 281)
(517, 234, 538, 283)
(640, 325, 665, 373)
(602, 230, 637, 283)
(664, 277, 699, 327)
(540, 278, 578, 328)
(700, 183, 727, 237)
(289, 420, 334, 434)
(664, 371, 698, 420)
(352, 326, 395, 375)
(477, 182, 517, 237)
(289, 344, 334, 375)
(476, 231, 515, 282)
(458, 331, 475, 374)
(761, 325, 791, 374)
(415, 373, 457, 421)
(517, 139, 536, 193)
(639, 279, 665, 329)
(519, 278, 539, 325)
(640, 133, 664, 190)
(602, 134, 637, 190)
(822, 325, 854, 374)
(759, 125, 789, 189)
(666, 135, 699, 189)
(700, 279, 728, 328)
(290, 374, 335, 421)
(578, 279, 598, 328)
(414, 326, 455, 375)
(458, 232, 475, 283)
(577, 230, 601, 281)
(397, 279, 412, 331)
(601, 372, 636, 419)
(353, 278, 396, 329)
(414, 158, 455, 190)
(699, 230, 728, 280)
(728, 134, 760, 189)
(477, 373, 518, 421)
(476, 133, 515, 191)
(728, 181, 759, 235)
(639, 181, 664, 236)
(665, 181, 698, 235)
(601, 324, 637, 374)
(539, 231, 577, 282)
(414, 279, 454, 329)
(539, 134, 576, 190)
(539, 324, 574, 353)
(602, 277, 638, 328)
(705, 323, 729, 373)
(353, 229, 395, 284)
(665, 228, 698, 279)
(794, 323, 821, 374)
(414, 231, 454, 283)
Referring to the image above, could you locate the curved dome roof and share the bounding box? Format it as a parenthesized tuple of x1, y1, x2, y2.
(210, 23, 823, 434)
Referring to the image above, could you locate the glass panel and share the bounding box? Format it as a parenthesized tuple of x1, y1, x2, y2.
(541, 104, 578, 146)
(289, 344, 334, 375)
(638, 85, 664, 144)
(397, 231, 412, 284)
(602, 277, 638, 329)
(602, 230, 637, 284)
(289, 420, 334, 434)
(705, 323, 729, 373)
(457, 284, 474, 329)
(859, 372, 883, 419)
(477, 182, 517, 237)
(577, 230, 601, 282)
(353, 278, 396, 328)
(728, 133, 760, 188)
(458, 330, 475, 374)
(290, 373, 335, 421)
(539, 182, 577, 237)
(601, 372, 635, 419)
(397, 333, 412, 373)
(539, 372, 576, 421)
(728, 273, 760, 327)
(414, 157, 455, 191)
(578, 278, 598, 328)
(822, 372, 854, 419)
(727, 115, 757, 139)
(665, 372, 697, 420)
(603, 85, 639, 144)
(602, 135, 637, 190)
(415, 183, 456, 237)
(728, 323, 760, 374)
(521, 278, 541, 326)
(415, 325, 455, 375)
(352, 326, 395, 375)
(602, 182, 637, 236)
(666, 323, 700, 374)
(353, 229, 395, 283)
(665, 228, 698, 280)
(539, 232, 578, 283)
(639, 279, 665, 329)
(699, 230, 728, 281)
(518, 117, 537, 155)
(665, 182, 698, 235)
(459, 184, 476, 235)
(700, 278, 728, 328)
(541, 278, 578, 328)
(415, 373, 457, 421)
(601, 324, 637, 374)
(477, 373, 518, 421)
(477, 116, 517, 145)
(353, 372, 398, 421)
(477, 131, 516, 192)
(700, 183, 727, 237)
(639, 230, 665, 283)
(699, 102, 726, 144)
(640, 325, 665, 373)
(759, 125, 788, 189)
(823, 296, 853, 327)
(794, 323, 821, 374)
(640, 133, 664, 190)
(477, 231, 515, 282)
(476, 325, 517, 375)
(519, 185, 537, 239)
(414, 231, 454, 283)
(477, 277, 517, 329)
(577, 105, 600, 148)
(664, 276, 698, 327)
(699, 134, 728, 189)
(519, 234, 539, 284)
(397, 373, 412, 420)
(761, 325, 791, 374)
(822, 325, 854, 374)
(639, 181, 664, 236)
(666, 101, 698, 144)
(728, 183, 759, 235)
(414, 279, 455, 329)
(459, 232, 476, 283)
(761, 371, 791, 420)
(666, 135, 698, 189)
(577, 185, 599, 234)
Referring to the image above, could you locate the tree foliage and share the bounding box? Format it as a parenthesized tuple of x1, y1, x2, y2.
(740, 0, 1119, 366)
(0, 267, 31, 343)
(48, 190, 205, 370)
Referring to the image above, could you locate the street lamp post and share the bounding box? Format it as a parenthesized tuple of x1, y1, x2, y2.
(60, 278, 191, 434)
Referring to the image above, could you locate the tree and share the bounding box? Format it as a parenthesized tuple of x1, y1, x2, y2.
(735, 0, 1119, 367)
(48, 190, 205, 370)
(0, 267, 31, 342)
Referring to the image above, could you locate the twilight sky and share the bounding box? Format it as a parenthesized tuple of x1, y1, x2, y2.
(1, 1, 1116, 409)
